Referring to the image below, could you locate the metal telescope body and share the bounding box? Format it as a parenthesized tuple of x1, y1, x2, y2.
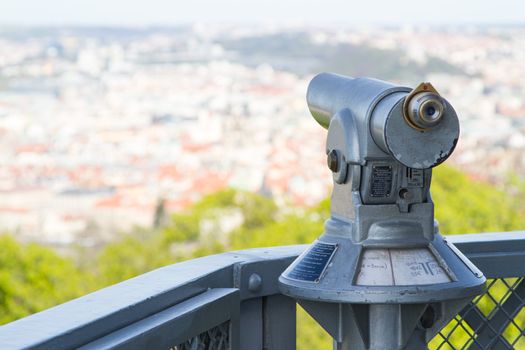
(279, 73, 485, 349)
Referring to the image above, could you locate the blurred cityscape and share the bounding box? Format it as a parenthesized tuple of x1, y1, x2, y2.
(0, 24, 523, 247)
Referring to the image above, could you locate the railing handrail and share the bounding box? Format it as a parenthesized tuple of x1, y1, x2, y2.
(448, 230, 525, 278)
(0, 231, 524, 349)
(0, 245, 305, 349)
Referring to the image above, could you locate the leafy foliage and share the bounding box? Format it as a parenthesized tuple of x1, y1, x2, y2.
(432, 166, 524, 234)
(0, 235, 92, 324)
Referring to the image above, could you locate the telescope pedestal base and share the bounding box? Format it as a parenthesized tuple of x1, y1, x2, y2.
(300, 298, 472, 350)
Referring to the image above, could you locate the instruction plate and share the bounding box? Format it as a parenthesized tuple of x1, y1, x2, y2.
(287, 242, 337, 282)
(356, 248, 451, 286)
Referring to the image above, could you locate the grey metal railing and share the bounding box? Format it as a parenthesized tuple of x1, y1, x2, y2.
(432, 232, 525, 349)
(0, 232, 524, 350)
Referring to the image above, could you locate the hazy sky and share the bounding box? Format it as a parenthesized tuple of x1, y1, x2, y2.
(1, 0, 524, 26)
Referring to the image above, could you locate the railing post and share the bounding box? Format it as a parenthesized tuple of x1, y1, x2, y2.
(263, 295, 296, 350)
(239, 298, 263, 349)
(230, 298, 241, 350)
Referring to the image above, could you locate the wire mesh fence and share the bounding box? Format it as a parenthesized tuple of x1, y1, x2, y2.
(173, 321, 230, 350)
(170, 279, 525, 350)
(430, 278, 525, 349)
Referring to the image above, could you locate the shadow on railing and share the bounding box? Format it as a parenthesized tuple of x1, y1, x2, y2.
(0, 232, 524, 350)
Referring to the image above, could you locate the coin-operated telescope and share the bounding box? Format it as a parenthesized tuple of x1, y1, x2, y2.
(279, 73, 485, 349)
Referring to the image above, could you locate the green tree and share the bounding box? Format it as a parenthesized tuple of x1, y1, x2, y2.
(0, 235, 92, 324)
(95, 230, 172, 286)
(432, 166, 524, 234)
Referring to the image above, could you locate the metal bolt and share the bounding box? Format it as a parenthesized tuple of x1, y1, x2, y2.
(399, 188, 411, 200)
(248, 273, 262, 293)
(327, 150, 339, 172)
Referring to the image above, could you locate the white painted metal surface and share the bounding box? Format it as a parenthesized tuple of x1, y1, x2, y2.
(356, 248, 451, 286)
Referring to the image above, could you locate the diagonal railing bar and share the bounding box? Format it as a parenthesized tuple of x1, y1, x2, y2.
(174, 321, 230, 350)
(467, 278, 525, 349)
(457, 302, 487, 334)
(431, 277, 525, 349)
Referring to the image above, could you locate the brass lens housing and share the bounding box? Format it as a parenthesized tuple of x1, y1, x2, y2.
(407, 92, 444, 129)
(403, 82, 445, 131)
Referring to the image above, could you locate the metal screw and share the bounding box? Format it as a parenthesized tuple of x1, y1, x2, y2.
(248, 273, 262, 293)
(399, 188, 411, 200)
(327, 150, 339, 172)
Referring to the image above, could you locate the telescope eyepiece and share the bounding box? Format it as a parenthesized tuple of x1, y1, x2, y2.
(406, 91, 445, 129)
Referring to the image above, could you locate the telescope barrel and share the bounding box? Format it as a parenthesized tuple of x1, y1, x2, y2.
(306, 73, 402, 129)
(306, 73, 460, 169)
